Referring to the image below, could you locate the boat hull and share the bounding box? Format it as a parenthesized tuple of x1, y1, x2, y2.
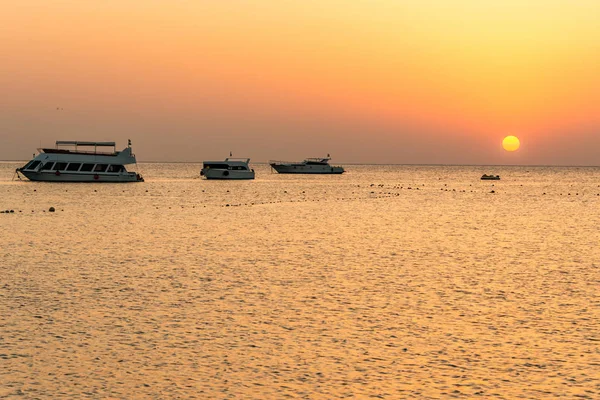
(270, 164, 345, 174)
(201, 169, 255, 180)
(18, 170, 143, 182)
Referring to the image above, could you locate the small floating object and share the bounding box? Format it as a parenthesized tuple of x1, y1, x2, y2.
(481, 174, 500, 180)
(49, 207, 55, 212)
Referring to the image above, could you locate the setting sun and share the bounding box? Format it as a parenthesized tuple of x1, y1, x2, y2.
(502, 136, 521, 152)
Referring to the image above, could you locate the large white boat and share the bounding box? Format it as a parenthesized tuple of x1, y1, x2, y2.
(270, 157, 345, 174)
(16, 140, 144, 182)
(200, 158, 255, 180)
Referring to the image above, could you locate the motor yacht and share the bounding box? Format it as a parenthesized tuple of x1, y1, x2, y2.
(200, 158, 255, 180)
(269, 157, 344, 174)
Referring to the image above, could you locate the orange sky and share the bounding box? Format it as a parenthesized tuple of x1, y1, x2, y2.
(1, 1, 600, 164)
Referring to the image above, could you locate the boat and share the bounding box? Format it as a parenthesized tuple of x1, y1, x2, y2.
(16, 140, 144, 182)
(269, 157, 345, 174)
(200, 158, 255, 180)
(481, 174, 500, 180)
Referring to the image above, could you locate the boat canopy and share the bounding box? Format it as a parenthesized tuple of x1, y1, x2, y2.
(56, 141, 116, 147)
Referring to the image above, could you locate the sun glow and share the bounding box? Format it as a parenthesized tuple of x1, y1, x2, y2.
(502, 135, 520, 152)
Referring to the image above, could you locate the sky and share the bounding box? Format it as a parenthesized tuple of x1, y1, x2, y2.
(1, 0, 600, 164)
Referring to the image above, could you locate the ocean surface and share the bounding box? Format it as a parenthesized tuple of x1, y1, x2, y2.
(1, 162, 599, 399)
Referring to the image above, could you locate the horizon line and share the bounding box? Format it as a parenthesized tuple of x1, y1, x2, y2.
(1, 160, 599, 168)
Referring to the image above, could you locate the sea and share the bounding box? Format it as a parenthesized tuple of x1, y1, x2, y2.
(1, 162, 599, 399)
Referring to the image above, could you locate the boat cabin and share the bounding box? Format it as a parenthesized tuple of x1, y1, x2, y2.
(202, 158, 251, 170)
(303, 158, 331, 165)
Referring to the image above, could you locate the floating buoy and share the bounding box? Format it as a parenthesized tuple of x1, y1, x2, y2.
(49, 207, 55, 212)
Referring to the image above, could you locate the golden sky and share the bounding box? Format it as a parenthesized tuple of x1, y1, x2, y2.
(1, 1, 600, 164)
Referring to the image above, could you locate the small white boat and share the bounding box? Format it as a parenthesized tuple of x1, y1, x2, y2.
(270, 157, 344, 174)
(17, 140, 144, 182)
(200, 158, 255, 180)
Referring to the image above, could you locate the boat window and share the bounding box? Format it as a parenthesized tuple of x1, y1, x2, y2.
(93, 164, 108, 172)
(42, 162, 55, 170)
(24, 160, 41, 170)
(53, 162, 68, 171)
(107, 165, 124, 173)
(80, 163, 95, 172)
(203, 163, 230, 169)
(66, 163, 81, 171)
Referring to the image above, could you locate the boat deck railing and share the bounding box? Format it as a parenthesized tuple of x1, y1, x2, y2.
(269, 160, 297, 165)
(41, 148, 118, 156)
(270, 158, 331, 164)
(223, 158, 251, 163)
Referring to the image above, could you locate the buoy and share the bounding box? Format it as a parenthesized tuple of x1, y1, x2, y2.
(49, 207, 55, 212)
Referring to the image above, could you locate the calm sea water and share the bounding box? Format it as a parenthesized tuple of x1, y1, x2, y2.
(1, 162, 599, 399)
